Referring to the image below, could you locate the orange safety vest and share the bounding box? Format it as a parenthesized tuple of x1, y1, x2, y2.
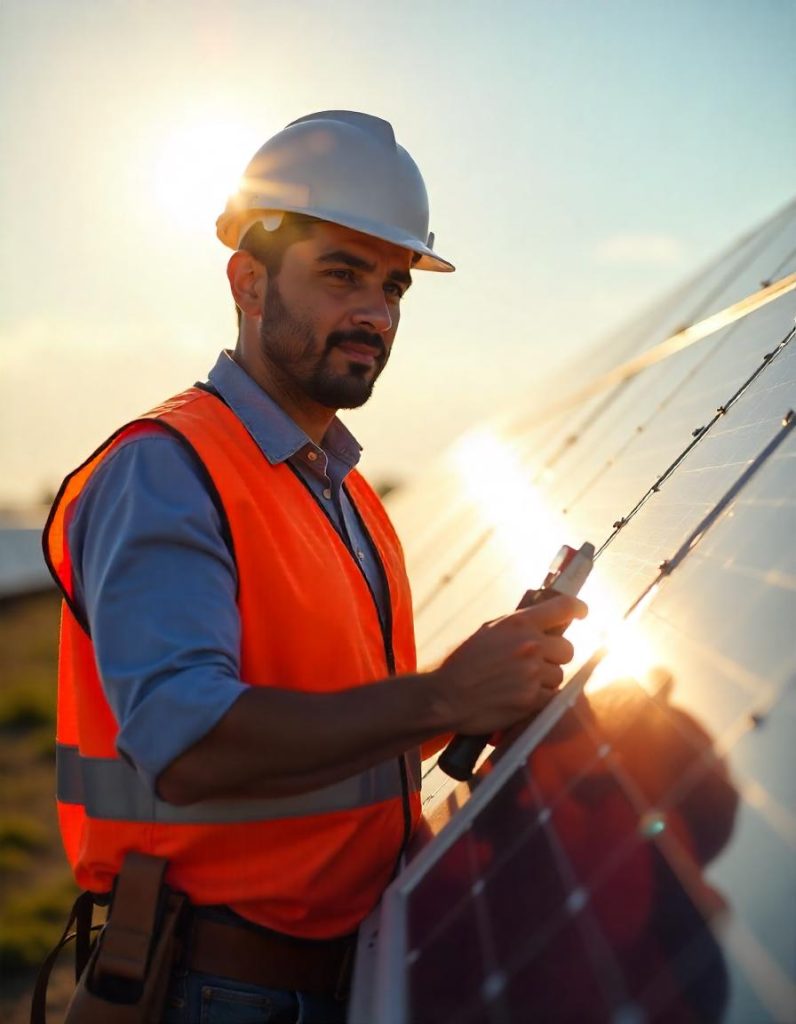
(44, 385, 421, 939)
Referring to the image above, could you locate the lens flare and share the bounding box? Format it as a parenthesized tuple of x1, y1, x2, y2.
(449, 427, 662, 690)
(151, 116, 261, 233)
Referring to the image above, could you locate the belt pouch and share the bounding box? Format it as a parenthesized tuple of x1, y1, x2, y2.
(63, 852, 186, 1024)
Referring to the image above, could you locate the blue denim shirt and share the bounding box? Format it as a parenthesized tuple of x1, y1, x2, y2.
(68, 351, 389, 791)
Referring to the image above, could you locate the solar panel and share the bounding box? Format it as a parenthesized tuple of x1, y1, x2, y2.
(348, 201, 796, 1024)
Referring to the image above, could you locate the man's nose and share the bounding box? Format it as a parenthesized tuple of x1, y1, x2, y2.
(351, 289, 392, 333)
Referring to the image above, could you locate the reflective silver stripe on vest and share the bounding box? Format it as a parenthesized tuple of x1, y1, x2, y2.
(57, 743, 420, 824)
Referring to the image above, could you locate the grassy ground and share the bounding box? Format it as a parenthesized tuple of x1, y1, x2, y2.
(0, 590, 76, 1023)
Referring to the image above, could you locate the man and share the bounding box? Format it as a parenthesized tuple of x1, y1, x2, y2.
(45, 111, 585, 1023)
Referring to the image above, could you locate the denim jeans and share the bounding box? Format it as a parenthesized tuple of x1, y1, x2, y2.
(162, 967, 348, 1024)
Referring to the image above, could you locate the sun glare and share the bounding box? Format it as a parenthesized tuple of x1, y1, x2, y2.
(450, 427, 663, 690)
(151, 116, 262, 233)
(450, 428, 566, 594)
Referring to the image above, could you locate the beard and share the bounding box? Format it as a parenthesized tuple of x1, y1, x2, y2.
(258, 280, 388, 409)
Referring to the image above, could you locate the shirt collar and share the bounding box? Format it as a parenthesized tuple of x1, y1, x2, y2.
(206, 351, 363, 468)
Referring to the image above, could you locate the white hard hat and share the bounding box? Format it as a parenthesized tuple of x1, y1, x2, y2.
(216, 110, 454, 272)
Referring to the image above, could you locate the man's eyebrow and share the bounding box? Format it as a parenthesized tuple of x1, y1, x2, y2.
(316, 249, 413, 290)
(317, 250, 375, 272)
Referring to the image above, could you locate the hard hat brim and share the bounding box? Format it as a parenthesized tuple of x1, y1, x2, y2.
(217, 207, 455, 273)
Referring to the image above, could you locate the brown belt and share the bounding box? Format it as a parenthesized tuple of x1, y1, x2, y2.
(183, 916, 356, 999)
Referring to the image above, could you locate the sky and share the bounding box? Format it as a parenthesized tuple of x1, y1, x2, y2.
(1, 0, 794, 505)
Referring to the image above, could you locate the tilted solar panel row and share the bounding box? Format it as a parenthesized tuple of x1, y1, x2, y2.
(349, 198, 796, 1024)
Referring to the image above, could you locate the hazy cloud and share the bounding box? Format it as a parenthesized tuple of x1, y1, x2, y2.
(593, 234, 684, 266)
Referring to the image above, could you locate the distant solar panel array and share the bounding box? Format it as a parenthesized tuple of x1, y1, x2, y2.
(350, 200, 796, 1024)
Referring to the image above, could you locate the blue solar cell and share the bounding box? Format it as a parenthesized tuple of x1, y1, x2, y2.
(408, 899, 487, 1023)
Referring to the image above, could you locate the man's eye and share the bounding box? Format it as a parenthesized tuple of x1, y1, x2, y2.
(384, 283, 404, 299)
(328, 269, 354, 282)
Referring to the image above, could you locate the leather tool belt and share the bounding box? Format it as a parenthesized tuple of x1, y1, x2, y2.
(183, 914, 356, 1000)
(31, 856, 356, 1022)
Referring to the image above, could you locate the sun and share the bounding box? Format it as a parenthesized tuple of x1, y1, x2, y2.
(150, 116, 262, 234)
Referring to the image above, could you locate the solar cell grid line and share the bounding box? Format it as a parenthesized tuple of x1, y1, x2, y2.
(410, 426, 589, 649)
(407, 272, 794, 598)
(416, 436, 791, 702)
(553, 308, 796, 541)
(406, 738, 636, 1023)
(672, 197, 796, 335)
(610, 409, 795, 617)
(628, 534, 796, 778)
(411, 508, 575, 657)
(416, 365, 794, 664)
(559, 692, 741, 1022)
(416, 704, 609, 842)
(388, 465, 475, 570)
(597, 526, 795, 772)
(576, 482, 796, 1006)
(413, 523, 495, 618)
(391, 649, 607, 882)
(412, 532, 516, 657)
(412, 414, 794, 875)
(368, 260, 790, 1024)
(413, 539, 534, 666)
(393, 429, 554, 612)
(408, 290, 796, 639)
(398, 422, 563, 583)
(592, 324, 796, 560)
(408, 680, 738, 1023)
(472, 798, 634, 1022)
(524, 379, 637, 489)
(565, 288, 794, 487)
(514, 399, 611, 487)
(573, 686, 744, 873)
(550, 330, 731, 514)
(583, 420, 796, 621)
(682, 775, 795, 1022)
(723, 202, 796, 303)
(504, 199, 796, 442)
(560, 315, 748, 514)
(399, 403, 585, 592)
(508, 272, 796, 440)
(379, 464, 786, 1015)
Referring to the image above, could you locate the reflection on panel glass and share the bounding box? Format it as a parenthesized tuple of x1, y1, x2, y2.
(393, 299, 794, 688)
(404, 680, 741, 1024)
(359, 201, 796, 1024)
(401, 430, 795, 1023)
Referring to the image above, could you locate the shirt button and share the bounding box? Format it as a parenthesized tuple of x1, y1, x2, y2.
(357, 549, 365, 561)
(307, 451, 318, 462)
(323, 488, 332, 500)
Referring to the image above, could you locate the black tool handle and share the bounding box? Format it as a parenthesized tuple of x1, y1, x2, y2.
(437, 733, 492, 781)
(437, 588, 558, 781)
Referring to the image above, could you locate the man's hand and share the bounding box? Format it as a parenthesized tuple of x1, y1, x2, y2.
(427, 594, 588, 736)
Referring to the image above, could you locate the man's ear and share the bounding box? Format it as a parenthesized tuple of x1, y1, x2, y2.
(227, 251, 267, 320)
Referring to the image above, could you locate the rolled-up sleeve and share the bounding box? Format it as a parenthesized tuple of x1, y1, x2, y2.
(68, 431, 248, 792)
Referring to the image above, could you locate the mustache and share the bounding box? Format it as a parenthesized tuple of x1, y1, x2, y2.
(326, 330, 386, 359)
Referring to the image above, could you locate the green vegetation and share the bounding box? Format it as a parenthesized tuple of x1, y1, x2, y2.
(0, 591, 58, 733)
(0, 872, 77, 973)
(0, 683, 54, 730)
(0, 815, 49, 873)
(0, 590, 77, 1018)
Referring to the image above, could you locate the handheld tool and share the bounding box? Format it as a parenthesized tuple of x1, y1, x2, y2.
(437, 541, 595, 782)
